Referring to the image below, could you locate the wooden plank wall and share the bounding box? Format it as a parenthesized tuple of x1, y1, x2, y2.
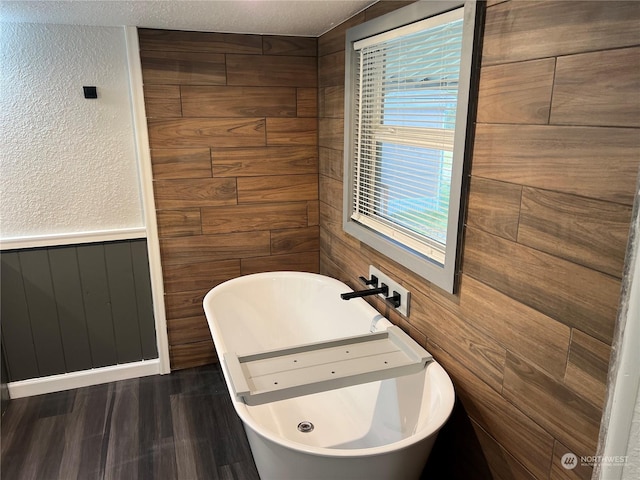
(318, 1, 640, 479)
(138, 30, 319, 370)
(0, 240, 157, 382)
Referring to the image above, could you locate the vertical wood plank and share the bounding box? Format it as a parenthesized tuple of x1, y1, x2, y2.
(0, 252, 39, 380)
(48, 247, 93, 372)
(77, 244, 118, 368)
(130, 240, 158, 360)
(104, 242, 143, 364)
(18, 249, 66, 376)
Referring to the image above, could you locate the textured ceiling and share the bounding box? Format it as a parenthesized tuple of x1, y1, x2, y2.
(0, 0, 378, 36)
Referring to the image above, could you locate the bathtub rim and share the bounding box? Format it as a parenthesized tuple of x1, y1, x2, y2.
(203, 271, 456, 458)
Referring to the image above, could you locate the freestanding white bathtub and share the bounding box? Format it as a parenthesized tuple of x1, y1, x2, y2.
(203, 272, 455, 480)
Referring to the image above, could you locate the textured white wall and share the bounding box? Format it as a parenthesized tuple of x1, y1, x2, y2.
(0, 23, 143, 239)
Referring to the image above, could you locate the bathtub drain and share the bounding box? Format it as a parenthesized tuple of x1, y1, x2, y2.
(297, 421, 314, 433)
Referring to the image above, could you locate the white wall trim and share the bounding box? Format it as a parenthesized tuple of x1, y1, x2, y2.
(124, 25, 171, 375)
(7, 359, 161, 398)
(0, 227, 146, 251)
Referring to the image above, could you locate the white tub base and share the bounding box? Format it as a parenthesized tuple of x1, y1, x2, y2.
(203, 272, 455, 480)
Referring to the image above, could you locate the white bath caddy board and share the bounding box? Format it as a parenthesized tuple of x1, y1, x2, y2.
(224, 326, 433, 406)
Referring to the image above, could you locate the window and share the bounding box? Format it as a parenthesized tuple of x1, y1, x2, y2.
(343, 1, 479, 293)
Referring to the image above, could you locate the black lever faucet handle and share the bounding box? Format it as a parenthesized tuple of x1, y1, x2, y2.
(359, 275, 378, 287)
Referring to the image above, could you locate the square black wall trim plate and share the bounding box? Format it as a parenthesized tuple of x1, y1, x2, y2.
(83, 86, 97, 99)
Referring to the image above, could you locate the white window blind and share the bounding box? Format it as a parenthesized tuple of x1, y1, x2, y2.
(350, 8, 465, 265)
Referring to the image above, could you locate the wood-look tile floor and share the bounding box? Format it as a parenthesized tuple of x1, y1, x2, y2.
(0, 364, 260, 480)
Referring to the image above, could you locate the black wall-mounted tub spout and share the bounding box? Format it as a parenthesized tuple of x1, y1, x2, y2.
(340, 284, 389, 300)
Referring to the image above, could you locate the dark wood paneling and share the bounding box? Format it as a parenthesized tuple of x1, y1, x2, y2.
(140, 51, 226, 85)
(163, 259, 240, 294)
(170, 340, 217, 370)
(153, 178, 237, 209)
(226, 54, 317, 87)
(139, 28, 262, 54)
(318, 50, 345, 88)
(167, 316, 212, 346)
(76, 244, 119, 368)
(140, 34, 320, 370)
(427, 341, 555, 480)
(482, 0, 640, 65)
(459, 275, 571, 380)
(318, 117, 344, 150)
(160, 232, 271, 266)
(147, 117, 265, 148)
(518, 187, 632, 278)
(48, 248, 93, 372)
(164, 289, 209, 321)
(319, 174, 343, 211)
(319, 147, 343, 182)
(477, 58, 555, 125)
(130, 241, 158, 360)
(143, 85, 182, 118)
(364, 1, 415, 21)
(211, 146, 317, 177)
(551, 441, 594, 480)
(503, 352, 601, 456)
(464, 227, 620, 345)
(471, 421, 537, 480)
(0, 252, 39, 380)
(181, 86, 297, 117)
(156, 209, 202, 238)
(551, 46, 640, 127)
(240, 251, 320, 275)
(409, 287, 506, 392)
(564, 330, 611, 410)
(465, 177, 521, 241)
(104, 242, 143, 364)
(271, 226, 320, 255)
(18, 249, 66, 376)
(319, 85, 344, 119)
(151, 148, 212, 180)
(296, 88, 318, 118)
(201, 203, 308, 235)
(266, 117, 318, 145)
(263, 36, 317, 56)
(237, 174, 318, 203)
(472, 124, 640, 205)
(307, 200, 319, 226)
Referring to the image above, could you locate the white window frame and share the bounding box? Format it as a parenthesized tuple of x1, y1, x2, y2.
(343, 0, 478, 294)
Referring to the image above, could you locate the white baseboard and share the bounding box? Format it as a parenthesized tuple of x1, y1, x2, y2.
(7, 359, 162, 399)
